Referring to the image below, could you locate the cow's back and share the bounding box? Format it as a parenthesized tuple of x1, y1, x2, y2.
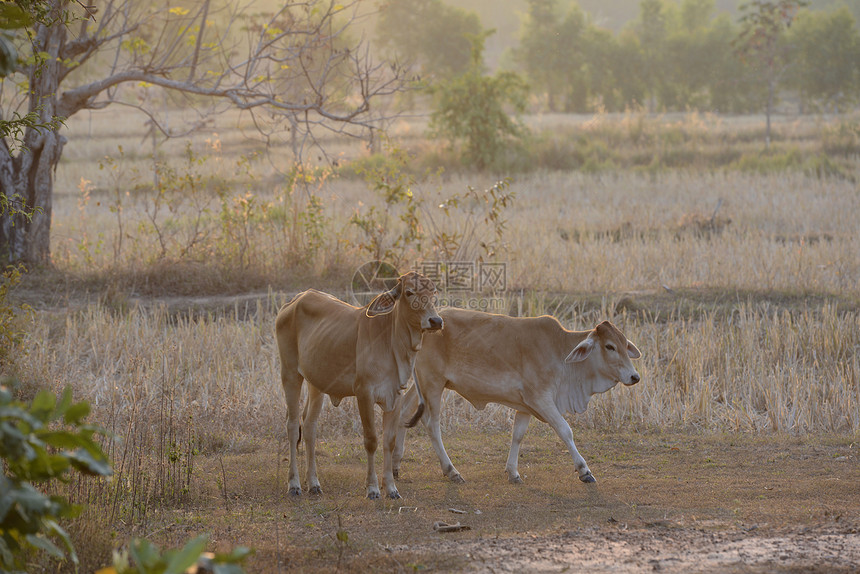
(276, 290, 360, 399)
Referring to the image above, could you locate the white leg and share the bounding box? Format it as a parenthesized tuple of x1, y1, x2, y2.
(541, 405, 594, 483)
(282, 370, 304, 496)
(505, 411, 532, 483)
(393, 385, 419, 479)
(382, 403, 402, 499)
(357, 393, 381, 499)
(303, 386, 325, 494)
(425, 389, 464, 482)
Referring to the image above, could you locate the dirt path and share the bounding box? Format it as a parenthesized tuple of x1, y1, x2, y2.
(169, 430, 860, 573)
(394, 527, 860, 573)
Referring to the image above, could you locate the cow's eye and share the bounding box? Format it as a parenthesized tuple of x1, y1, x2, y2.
(405, 289, 415, 297)
(605, 344, 616, 352)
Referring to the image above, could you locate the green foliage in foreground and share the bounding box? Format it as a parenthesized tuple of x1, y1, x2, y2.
(102, 535, 251, 574)
(0, 381, 112, 572)
(0, 381, 253, 573)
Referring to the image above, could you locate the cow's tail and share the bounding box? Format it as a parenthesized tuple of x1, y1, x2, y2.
(297, 397, 307, 445)
(405, 368, 425, 428)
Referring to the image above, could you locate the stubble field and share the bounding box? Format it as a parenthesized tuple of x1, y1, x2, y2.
(7, 108, 860, 572)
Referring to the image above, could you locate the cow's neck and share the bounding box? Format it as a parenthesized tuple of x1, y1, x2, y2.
(558, 330, 599, 414)
(392, 303, 423, 386)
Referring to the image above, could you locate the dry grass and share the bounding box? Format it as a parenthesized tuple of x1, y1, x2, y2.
(7, 107, 860, 571)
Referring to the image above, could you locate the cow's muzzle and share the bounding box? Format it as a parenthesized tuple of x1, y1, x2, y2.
(623, 372, 641, 386)
(424, 316, 444, 331)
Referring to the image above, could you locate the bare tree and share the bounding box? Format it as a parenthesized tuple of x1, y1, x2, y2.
(734, 0, 806, 148)
(0, 0, 408, 264)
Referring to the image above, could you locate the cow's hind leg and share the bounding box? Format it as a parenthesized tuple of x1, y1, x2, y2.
(425, 388, 464, 483)
(357, 393, 381, 499)
(282, 369, 304, 496)
(505, 411, 532, 483)
(303, 386, 325, 495)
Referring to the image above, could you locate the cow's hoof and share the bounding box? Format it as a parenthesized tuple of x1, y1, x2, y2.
(308, 485, 322, 495)
(450, 473, 466, 484)
(388, 490, 402, 500)
(288, 486, 302, 496)
(367, 490, 381, 500)
(507, 473, 523, 484)
(580, 472, 596, 484)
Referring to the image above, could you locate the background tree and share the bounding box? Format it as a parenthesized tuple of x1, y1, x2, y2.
(661, 0, 715, 109)
(376, 0, 481, 83)
(734, 0, 807, 147)
(606, 29, 648, 110)
(785, 7, 859, 113)
(581, 25, 623, 111)
(515, 0, 564, 112)
(701, 13, 754, 113)
(637, 0, 668, 112)
(0, 0, 408, 265)
(429, 31, 527, 170)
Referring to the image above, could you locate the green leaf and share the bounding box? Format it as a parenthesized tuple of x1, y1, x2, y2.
(0, 37, 17, 77)
(29, 390, 55, 421)
(63, 401, 90, 425)
(37, 430, 89, 450)
(164, 535, 209, 574)
(0, 4, 33, 29)
(42, 519, 78, 564)
(0, 404, 39, 425)
(129, 538, 161, 570)
(0, 536, 14, 568)
(67, 449, 112, 477)
(214, 546, 253, 563)
(10, 482, 52, 513)
(55, 387, 74, 418)
(24, 534, 65, 560)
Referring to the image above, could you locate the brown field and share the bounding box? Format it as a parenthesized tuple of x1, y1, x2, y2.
(6, 107, 860, 572)
(67, 429, 860, 572)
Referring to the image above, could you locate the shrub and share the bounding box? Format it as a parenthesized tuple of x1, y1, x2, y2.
(0, 381, 112, 572)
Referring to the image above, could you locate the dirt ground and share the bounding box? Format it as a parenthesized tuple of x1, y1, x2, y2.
(138, 429, 859, 573)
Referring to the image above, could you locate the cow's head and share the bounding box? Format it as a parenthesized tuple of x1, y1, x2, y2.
(564, 320, 641, 391)
(366, 271, 443, 332)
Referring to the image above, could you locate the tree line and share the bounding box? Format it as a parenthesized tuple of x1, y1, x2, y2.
(377, 0, 860, 115)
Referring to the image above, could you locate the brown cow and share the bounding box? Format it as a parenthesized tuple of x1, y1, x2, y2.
(276, 271, 442, 499)
(394, 308, 641, 484)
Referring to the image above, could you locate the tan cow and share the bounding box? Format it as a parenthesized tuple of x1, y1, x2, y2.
(276, 271, 443, 499)
(394, 308, 641, 484)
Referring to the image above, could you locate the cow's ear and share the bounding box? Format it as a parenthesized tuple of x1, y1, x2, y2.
(565, 336, 595, 363)
(366, 283, 401, 317)
(627, 340, 641, 359)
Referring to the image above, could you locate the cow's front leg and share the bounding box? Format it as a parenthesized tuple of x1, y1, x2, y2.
(382, 405, 402, 499)
(357, 393, 381, 499)
(505, 411, 532, 483)
(542, 404, 595, 483)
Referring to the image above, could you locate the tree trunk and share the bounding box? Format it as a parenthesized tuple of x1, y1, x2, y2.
(0, 14, 66, 265)
(765, 79, 774, 149)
